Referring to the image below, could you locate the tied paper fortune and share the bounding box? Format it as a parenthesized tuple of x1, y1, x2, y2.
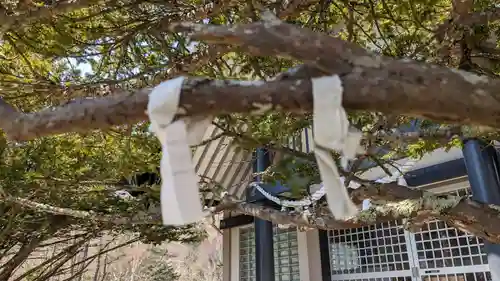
(312, 75, 364, 220)
(147, 77, 212, 225)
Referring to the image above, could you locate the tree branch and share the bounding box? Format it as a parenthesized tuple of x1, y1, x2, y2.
(0, 0, 110, 39)
(171, 19, 500, 126)
(347, 182, 500, 241)
(0, 236, 43, 280)
(1, 20, 500, 140)
(0, 79, 311, 141)
(230, 190, 500, 244)
(456, 7, 500, 26)
(3, 195, 162, 225)
(9, 179, 500, 243)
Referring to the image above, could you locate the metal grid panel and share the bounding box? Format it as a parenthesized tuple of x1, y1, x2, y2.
(335, 276, 412, 281)
(413, 220, 488, 270)
(327, 187, 492, 281)
(421, 271, 491, 281)
(413, 188, 489, 273)
(239, 227, 255, 281)
(239, 226, 300, 281)
(329, 220, 411, 275)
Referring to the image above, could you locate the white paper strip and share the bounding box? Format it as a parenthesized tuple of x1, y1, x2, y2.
(312, 75, 363, 220)
(147, 77, 211, 225)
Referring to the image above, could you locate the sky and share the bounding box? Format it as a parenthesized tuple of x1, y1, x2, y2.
(68, 57, 93, 75)
(69, 18, 207, 78)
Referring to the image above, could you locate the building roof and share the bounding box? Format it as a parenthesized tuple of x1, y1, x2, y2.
(193, 124, 467, 200)
(193, 125, 253, 200)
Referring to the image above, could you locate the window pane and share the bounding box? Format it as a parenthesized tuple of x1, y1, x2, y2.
(239, 226, 300, 281)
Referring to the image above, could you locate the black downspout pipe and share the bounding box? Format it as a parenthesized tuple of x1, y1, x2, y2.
(462, 139, 500, 280)
(253, 148, 275, 281)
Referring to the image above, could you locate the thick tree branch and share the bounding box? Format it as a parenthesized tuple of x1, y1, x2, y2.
(215, 181, 500, 244)
(1, 20, 500, 140)
(456, 7, 500, 26)
(0, 0, 108, 37)
(354, 182, 500, 243)
(9, 180, 500, 243)
(171, 19, 500, 124)
(231, 191, 500, 244)
(171, 20, 500, 128)
(0, 79, 310, 140)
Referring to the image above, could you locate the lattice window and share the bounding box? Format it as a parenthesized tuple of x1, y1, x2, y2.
(328, 220, 411, 275)
(239, 228, 255, 281)
(328, 186, 491, 281)
(239, 226, 300, 281)
(421, 272, 492, 281)
(335, 276, 410, 281)
(414, 219, 488, 269)
(414, 188, 489, 269)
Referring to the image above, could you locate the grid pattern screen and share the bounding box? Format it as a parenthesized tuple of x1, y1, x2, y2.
(414, 189, 488, 270)
(239, 226, 300, 281)
(421, 272, 492, 281)
(335, 276, 412, 281)
(328, 220, 411, 274)
(327, 188, 491, 281)
(414, 220, 488, 269)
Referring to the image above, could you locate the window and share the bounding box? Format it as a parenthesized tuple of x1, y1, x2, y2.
(239, 226, 300, 281)
(328, 188, 492, 281)
(329, 220, 410, 275)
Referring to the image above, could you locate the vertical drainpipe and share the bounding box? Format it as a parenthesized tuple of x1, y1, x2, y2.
(253, 148, 275, 281)
(462, 139, 500, 280)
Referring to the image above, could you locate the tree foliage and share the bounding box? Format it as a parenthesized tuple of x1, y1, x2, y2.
(2, 0, 500, 278)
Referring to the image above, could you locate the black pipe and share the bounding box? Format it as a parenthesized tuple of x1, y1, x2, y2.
(253, 148, 275, 281)
(462, 139, 500, 280)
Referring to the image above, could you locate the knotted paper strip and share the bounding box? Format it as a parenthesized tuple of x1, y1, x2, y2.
(312, 75, 363, 220)
(147, 77, 212, 225)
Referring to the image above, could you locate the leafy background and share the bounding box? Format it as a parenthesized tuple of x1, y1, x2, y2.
(1, 0, 500, 279)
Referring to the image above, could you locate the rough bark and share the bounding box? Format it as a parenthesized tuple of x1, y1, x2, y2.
(2, 19, 500, 141)
(456, 7, 500, 26)
(171, 20, 500, 128)
(0, 79, 311, 141)
(232, 194, 500, 244)
(350, 183, 500, 242)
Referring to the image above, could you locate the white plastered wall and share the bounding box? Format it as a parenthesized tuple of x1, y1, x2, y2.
(229, 227, 241, 281)
(297, 229, 322, 281)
